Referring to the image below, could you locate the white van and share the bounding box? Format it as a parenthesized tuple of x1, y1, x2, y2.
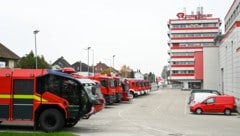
(189, 92, 217, 106)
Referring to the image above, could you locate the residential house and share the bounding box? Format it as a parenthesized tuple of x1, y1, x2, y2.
(0, 43, 20, 68)
(51, 56, 71, 70)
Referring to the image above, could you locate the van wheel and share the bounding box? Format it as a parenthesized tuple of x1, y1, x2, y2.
(224, 109, 231, 115)
(195, 108, 202, 114)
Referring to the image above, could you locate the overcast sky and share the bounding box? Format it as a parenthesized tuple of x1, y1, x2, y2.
(0, 0, 233, 76)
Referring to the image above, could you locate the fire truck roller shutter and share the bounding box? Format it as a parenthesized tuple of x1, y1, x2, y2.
(13, 79, 34, 120)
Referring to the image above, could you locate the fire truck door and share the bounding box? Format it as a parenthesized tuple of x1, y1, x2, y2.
(0, 73, 11, 120)
(13, 79, 34, 120)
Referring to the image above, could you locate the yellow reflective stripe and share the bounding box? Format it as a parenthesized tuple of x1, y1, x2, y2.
(0, 94, 11, 98)
(14, 94, 33, 99)
(34, 95, 47, 102)
(0, 94, 47, 102)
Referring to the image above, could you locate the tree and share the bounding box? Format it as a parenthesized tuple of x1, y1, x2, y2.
(17, 51, 51, 69)
(129, 70, 135, 78)
(148, 72, 156, 83)
(119, 65, 131, 78)
(100, 68, 111, 75)
(161, 65, 170, 81)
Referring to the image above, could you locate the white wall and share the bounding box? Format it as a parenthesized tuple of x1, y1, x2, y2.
(219, 28, 240, 112)
(8, 60, 15, 68)
(203, 47, 219, 90)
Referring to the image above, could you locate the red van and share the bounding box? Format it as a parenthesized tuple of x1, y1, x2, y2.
(190, 95, 237, 115)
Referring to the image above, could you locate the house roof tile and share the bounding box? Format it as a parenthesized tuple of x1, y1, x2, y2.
(0, 43, 20, 60)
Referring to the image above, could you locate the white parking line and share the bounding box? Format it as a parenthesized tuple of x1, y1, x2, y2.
(118, 109, 170, 135)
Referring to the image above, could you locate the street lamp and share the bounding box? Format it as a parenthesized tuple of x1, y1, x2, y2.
(86, 47, 91, 76)
(91, 49, 95, 75)
(33, 30, 39, 69)
(112, 55, 116, 70)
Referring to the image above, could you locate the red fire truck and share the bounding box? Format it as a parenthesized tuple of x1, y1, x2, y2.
(91, 80, 105, 112)
(89, 74, 116, 105)
(144, 80, 151, 93)
(75, 78, 105, 119)
(120, 78, 133, 101)
(62, 67, 105, 119)
(0, 68, 93, 132)
(113, 76, 123, 103)
(125, 78, 141, 97)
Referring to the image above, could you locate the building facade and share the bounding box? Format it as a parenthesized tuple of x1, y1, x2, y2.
(167, 7, 221, 89)
(0, 43, 20, 68)
(219, 0, 240, 110)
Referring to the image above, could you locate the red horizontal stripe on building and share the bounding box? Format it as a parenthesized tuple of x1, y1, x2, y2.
(171, 73, 194, 76)
(171, 27, 218, 30)
(171, 64, 194, 67)
(171, 46, 203, 49)
(171, 37, 215, 40)
(171, 56, 194, 58)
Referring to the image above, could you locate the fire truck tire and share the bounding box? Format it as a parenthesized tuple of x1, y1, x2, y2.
(130, 92, 135, 98)
(39, 109, 65, 132)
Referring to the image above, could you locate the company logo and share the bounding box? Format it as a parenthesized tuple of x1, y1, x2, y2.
(177, 12, 185, 19)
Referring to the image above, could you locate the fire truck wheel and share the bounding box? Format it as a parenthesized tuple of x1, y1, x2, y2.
(39, 109, 65, 132)
(130, 92, 135, 98)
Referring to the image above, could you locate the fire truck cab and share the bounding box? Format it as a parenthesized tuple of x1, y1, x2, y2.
(0, 68, 93, 132)
(89, 74, 116, 105)
(120, 78, 133, 101)
(77, 78, 105, 119)
(126, 78, 141, 97)
(113, 76, 123, 103)
(62, 67, 105, 119)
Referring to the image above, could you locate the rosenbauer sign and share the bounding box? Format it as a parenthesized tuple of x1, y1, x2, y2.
(177, 12, 212, 19)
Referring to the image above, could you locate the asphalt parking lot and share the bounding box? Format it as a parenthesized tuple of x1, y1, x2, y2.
(1, 88, 240, 136)
(66, 88, 240, 136)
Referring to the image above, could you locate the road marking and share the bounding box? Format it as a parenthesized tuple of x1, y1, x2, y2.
(118, 109, 170, 135)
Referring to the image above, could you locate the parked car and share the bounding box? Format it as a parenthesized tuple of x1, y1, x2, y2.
(189, 92, 217, 105)
(190, 95, 237, 115)
(190, 89, 221, 95)
(188, 89, 221, 104)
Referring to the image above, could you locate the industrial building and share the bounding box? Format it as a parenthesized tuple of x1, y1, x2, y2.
(219, 0, 240, 111)
(167, 7, 221, 90)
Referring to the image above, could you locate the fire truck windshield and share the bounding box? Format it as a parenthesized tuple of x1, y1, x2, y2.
(109, 80, 115, 88)
(37, 74, 81, 105)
